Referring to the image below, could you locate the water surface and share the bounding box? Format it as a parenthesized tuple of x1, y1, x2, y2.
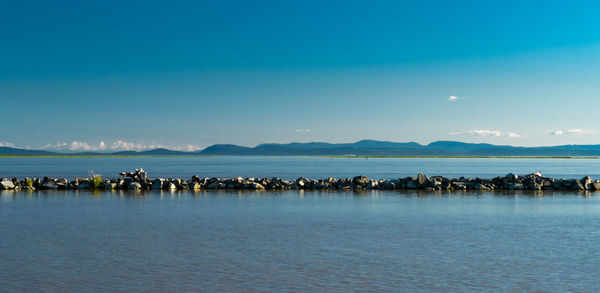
(2, 190, 600, 291)
(1, 156, 599, 179)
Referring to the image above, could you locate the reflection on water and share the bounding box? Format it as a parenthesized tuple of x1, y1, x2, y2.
(2, 188, 600, 199)
(2, 190, 600, 291)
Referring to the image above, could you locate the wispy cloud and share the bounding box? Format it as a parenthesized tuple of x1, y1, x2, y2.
(43, 140, 203, 152)
(449, 129, 520, 138)
(550, 129, 596, 135)
(568, 128, 596, 135)
(447, 96, 468, 102)
(0, 141, 15, 147)
(294, 129, 311, 133)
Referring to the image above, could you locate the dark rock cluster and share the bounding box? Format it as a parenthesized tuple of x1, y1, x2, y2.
(1, 171, 600, 192)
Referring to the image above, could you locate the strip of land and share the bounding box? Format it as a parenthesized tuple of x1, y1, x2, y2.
(1, 170, 598, 192)
(8, 140, 600, 156)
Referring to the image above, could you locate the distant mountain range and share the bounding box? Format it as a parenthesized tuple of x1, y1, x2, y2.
(5, 140, 600, 156)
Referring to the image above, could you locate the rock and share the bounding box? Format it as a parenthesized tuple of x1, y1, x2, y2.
(471, 183, 490, 190)
(128, 182, 142, 190)
(103, 182, 118, 189)
(504, 173, 518, 182)
(151, 179, 164, 189)
(416, 173, 429, 188)
(164, 182, 177, 190)
(572, 179, 585, 190)
(366, 180, 378, 189)
(120, 169, 147, 180)
(76, 183, 90, 189)
(352, 176, 369, 186)
(39, 181, 57, 190)
(0, 180, 15, 189)
(529, 183, 541, 190)
(189, 182, 202, 190)
(251, 183, 265, 189)
(582, 176, 593, 190)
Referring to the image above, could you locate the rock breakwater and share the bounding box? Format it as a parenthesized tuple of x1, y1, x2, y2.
(2, 169, 600, 192)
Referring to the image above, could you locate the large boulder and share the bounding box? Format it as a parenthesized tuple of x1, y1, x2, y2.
(572, 179, 585, 190)
(189, 182, 202, 190)
(366, 180, 378, 189)
(151, 179, 164, 189)
(39, 181, 57, 190)
(128, 182, 142, 190)
(352, 176, 369, 186)
(504, 173, 518, 182)
(582, 176, 593, 190)
(416, 173, 429, 188)
(164, 182, 177, 190)
(0, 179, 15, 189)
(251, 183, 265, 189)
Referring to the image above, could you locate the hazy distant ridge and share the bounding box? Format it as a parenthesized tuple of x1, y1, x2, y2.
(5, 140, 600, 156)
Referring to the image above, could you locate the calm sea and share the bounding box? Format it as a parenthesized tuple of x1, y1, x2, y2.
(0, 156, 599, 179)
(2, 157, 600, 291)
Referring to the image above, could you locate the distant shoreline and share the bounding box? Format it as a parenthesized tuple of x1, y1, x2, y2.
(1, 155, 600, 159)
(7, 140, 600, 156)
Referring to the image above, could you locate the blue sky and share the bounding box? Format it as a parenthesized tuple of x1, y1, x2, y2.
(1, 0, 600, 151)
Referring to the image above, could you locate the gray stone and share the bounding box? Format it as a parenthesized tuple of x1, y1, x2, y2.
(251, 183, 265, 189)
(504, 173, 518, 182)
(366, 180, 378, 189)
(572, 180, 585, 190)
(0, 180, 15, 190)
(416, 173, 429, 187)
(128, 182, 142, 190)
(189, 182, 202, 190)
(352, 176, 369, 186)
(39, 182, 57, 190)
(151, 179, 164, 189)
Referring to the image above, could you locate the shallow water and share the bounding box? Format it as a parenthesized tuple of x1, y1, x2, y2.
(2, 190, 600, 291)
(1, 156, 600, 179)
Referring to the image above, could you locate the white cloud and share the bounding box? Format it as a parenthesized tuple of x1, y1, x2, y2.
(69, 141, 94, 151)
(0, 141, 15, 147)
(294, 129, 311, 133)
(448, 96, 458, 101)
(550, 129, 596, 135)
(110, 140, 145, 151)
(568, 128, 596, 135)
(449, 129, 519, 138)
(178, 145, 204, 152)
(109, 140, 204, 151)
(39, 140, 202, 152)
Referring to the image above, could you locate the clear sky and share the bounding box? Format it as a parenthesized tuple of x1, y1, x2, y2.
(1, 0, 600, 151)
